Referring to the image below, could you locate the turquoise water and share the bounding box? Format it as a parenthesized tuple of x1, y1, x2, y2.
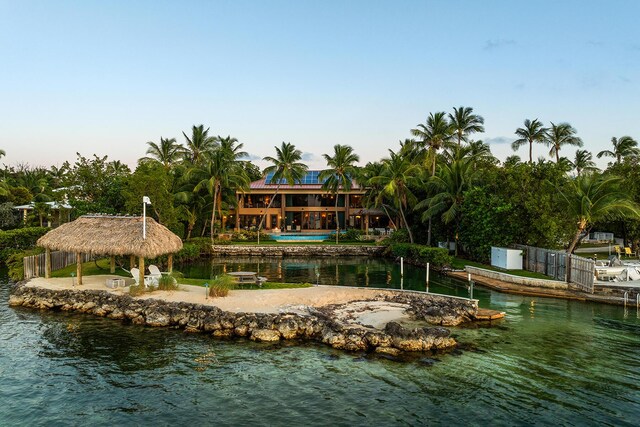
(269, 233, 331, 241)
(2, 258, 640, 425)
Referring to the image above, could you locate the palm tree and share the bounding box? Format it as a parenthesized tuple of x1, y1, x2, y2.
(559, 173, 640, 254)
(448, 106, 485, 146)
(187, 149, 249, 243)
(182, 125, 218, 164)
(358, 162, 399, 231)
(596, 136, 639, 164)
(512, 119, 548, 163)
(143, 137, 183, 168)
(319, 144, 360, 244)
(0, 149, 5, 159)
(217, 135, 248, 160)
(411, 112, 453, 176)
(547, 122, 583, 163)
(411, 112, 453, 245)
(371, 150, 419, 243)
(415, 157, 475, 256)
(570, 150, 597, 176)
(257, 142, 308, 243)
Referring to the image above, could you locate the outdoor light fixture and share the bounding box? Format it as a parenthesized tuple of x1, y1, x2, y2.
(143, 196, 151, 239)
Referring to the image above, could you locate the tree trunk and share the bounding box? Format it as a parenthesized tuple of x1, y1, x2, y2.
(210, 185, 218, 245)
(567, 224, 586, 255)
(529, 140, 533, 163)
(427, 157, 437, 246)
(381, 205, 398, 230)
(555, 148, 560, 163)
(335, 193, 339, 244)
(201, 219, 208, 237)
(257, 182, 282, 244)
(398, 203, 414, 244)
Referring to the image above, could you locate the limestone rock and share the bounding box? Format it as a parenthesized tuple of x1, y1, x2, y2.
(250, 329, 281, 342)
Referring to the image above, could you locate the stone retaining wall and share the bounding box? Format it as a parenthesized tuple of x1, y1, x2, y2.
(211, 245, 385, 257)
(465, 266, 568, 290)
(9, 283, 478, 355)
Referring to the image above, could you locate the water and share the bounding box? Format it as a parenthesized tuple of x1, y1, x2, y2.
(269, 233, 332, 242)
(2, 258, 640, 426)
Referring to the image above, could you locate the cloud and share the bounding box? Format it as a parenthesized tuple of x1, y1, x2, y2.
(514, 82, 525, 90)
(586, 40, 604, 47)
(485, 137, 515, 145)
(301, 152, 319, 161)
(483, 39, 516, 51)
(240, 152, 262, 161)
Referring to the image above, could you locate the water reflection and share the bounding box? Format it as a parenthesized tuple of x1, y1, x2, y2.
(2, 263, 640, 425)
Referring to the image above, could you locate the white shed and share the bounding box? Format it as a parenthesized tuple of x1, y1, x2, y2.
(491, 247, 523, 270)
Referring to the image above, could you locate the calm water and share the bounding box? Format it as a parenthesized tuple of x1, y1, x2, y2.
(1, 257, 640, 426)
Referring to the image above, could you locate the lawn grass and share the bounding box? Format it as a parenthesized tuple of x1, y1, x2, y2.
(50, 258, 312, 290)
(452, 258, 555, 280)
(178, 277, 312, 290)
(51, 258, 130, 278)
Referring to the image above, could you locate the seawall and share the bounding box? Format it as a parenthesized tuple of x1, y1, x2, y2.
(210, 245, 385, 257)
(9, 282, 478, 355)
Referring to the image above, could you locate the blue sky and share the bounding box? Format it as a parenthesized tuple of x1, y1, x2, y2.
(1, 0, 638, 170)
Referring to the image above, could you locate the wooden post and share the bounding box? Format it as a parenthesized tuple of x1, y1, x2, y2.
(76, 252, 83, 286)
(45, 248, 51, 279)
(168, 254, 173, 273)
(138, 257, 145, 287)
(130, 255, 136, 269)
(110, 256, 116, 274)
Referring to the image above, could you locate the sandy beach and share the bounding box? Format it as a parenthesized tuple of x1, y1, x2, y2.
(25, 275, 416, 327)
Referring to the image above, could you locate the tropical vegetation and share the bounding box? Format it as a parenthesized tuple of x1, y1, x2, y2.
(1, 109, 639, 267)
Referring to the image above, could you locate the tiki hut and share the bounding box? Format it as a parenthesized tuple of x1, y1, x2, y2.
(37, 215, 183, 285)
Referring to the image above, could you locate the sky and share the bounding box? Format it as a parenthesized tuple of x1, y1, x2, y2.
(1, 0, 639, 171)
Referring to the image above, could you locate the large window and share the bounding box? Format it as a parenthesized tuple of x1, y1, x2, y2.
(245, 194, 280, 208)
(287, 194, 344, 207)
(349, 195, 363, 208)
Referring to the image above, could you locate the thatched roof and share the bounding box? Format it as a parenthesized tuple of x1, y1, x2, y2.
(37, 215, 183, 258)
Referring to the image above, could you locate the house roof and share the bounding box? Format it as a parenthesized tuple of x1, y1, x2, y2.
(14, 201, 72, 210)
(247, 170, 362, 191)
(37, 215, 183, 258)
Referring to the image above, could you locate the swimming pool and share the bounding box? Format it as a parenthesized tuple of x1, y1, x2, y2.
(269, 232, 331, 241)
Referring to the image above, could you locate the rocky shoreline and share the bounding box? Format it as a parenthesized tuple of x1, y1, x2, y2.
(9, 282, 479, 355)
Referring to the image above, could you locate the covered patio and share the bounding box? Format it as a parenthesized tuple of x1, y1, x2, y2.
(36, 215, 183, 286)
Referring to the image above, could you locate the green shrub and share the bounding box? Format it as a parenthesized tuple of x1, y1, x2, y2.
(0, 227, 49, 264)
(385, 228, 409, 244)
(6, 247, 45, 281)
(343, 229, 362, 241)
(208, 275, 234, 297)
(388, 243, 452, 268)
(157, 273, 180, 291)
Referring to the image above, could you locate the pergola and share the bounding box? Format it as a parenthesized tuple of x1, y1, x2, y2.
(37, 215, 184, 286)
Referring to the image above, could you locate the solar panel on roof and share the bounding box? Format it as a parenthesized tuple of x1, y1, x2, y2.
(265, 170, 324, 185)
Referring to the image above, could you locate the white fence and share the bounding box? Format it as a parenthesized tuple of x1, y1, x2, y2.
(23, 251, 92, 279)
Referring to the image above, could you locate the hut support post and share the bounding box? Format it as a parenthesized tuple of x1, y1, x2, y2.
(130, 255, 136, 269)
(168, 254, 173, 273)
(110, 256, 115, 274)
(76, 253, 83, 285)
(139, 257, 145, 287)
(45, 248, 51, 279)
